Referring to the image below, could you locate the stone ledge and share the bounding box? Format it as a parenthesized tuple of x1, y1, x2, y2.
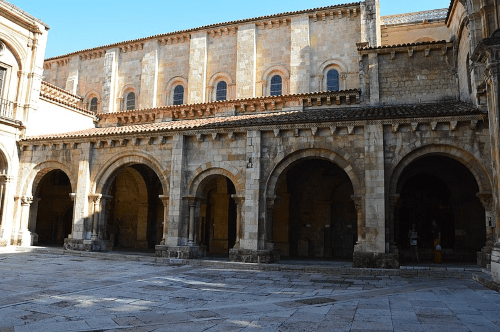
(229, 248, 280, 263)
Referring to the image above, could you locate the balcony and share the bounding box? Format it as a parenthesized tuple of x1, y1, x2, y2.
(0, 98, 13, 119)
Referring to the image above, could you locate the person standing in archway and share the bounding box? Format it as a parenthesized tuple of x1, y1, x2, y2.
(431, 220, 442, 263)
(408, 223, 419, 262)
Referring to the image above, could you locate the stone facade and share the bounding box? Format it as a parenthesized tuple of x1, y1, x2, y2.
(1, 0, 500, 271)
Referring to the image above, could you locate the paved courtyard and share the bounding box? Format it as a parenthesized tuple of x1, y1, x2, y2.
(0, 251, 500, 331)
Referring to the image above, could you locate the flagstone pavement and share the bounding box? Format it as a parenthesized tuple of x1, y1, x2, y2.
(1, 250, 500, 331)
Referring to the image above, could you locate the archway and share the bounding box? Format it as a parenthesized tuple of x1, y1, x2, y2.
(272, 159, 356, 259)
(104, 164, 164, 251)
(395, 155, 485, 262)
(196, 175, 237, 256)
(34, 170, 73, 246)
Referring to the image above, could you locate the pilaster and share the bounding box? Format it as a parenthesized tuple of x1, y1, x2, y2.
(140, 41, 159, 108)
(188, 32, 208, 103)
(167, 135, 186, 246)
(236, 24, 256, 98)
(101, 48, 118, 113)
(290, 15, 310, 94)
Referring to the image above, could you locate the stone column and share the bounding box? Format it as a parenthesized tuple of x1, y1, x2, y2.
(389, 194, 400, 253)
(89, 194, 102, 240)
(68, 193, 76, 238)
(265, 195, 276, 250)
(185, 196, 197, 246)
(159, 195, 170, 244)
(19, 196, 33, 246)
(477, 192, 494, 267)
(27, 198, 41, 243)
(352, 194, 364, 248)
(231, 195, 244, 249)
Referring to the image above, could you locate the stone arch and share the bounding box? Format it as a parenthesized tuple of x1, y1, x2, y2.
(0, 33, 26, 70)
(266, 148, 363, 198)
(165, 76, 188, 106)
(93, 151, 169, 195)
(388, 144, 492, 196)
(261, 65, 290, 96)
(319, 59, 348, 91)
(188, 166, 244, 198)
(21, 161, 76, 197)
(208, 72, 234, 101)
(83, 90, 101, 112)
(0, 142, 11, 174)
(120, 84, 139, 110)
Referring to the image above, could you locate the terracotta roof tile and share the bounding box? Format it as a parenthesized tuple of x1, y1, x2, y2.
(22, 102, 483, 141)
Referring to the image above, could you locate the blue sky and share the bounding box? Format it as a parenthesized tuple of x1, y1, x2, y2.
(11, 0, 451, 59)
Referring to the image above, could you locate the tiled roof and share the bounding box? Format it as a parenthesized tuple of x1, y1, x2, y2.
(0, 0, 50, 29)
(22, 102, 484, 141)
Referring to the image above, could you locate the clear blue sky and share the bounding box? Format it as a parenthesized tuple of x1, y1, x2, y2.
(11, 0, 451, 59)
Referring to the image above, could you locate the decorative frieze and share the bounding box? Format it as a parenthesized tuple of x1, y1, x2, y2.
(208, 27, 237, 37)
(158, 34, 191, 45)
(257, 19, 288, 29)
(309, 7, 358, 22)
(79, 50, 106, 61)
(119, 42, 144, 53)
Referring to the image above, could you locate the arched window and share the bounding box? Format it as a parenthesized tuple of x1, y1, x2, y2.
(126, 92, 135, 110)
(270, 75, 282, 96)
(216, 81, 227, 101)
(326, 69, 340, 92)
(173, 85, 184, 105)
(89, 97, 98, 112)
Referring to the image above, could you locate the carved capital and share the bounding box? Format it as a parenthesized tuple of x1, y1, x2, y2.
(20, 195, 33, 206)
(231, 195, 245, 207)
(159, 195, 170, 207)
(184, 196, 198, 207)
(266, 195, 277, 211)
(477, 192, 493, 213)
(351, 194, 362, 212)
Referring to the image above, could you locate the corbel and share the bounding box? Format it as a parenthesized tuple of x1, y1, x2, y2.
(271, 100, 276, 110)
(249, 104, 256, 112)
(240, 103, 246, 113)
(119, 139, 128, 147)
(211, 133, 219, 141)
(326, 96, 332, 106)
(311, 127, 318, 136)
(282, 18, 288, 26)
(337, 9, 342, 19)
(51, 143, 59, 150)
(312, 14, 318, 22)
(41, 144, 46, 151)
(260, 101, 266, 111)
(227, 132, 235, 140)
(273, 129, 281, 137)
(316, 98, 322, 106)
(391, 51, 396, 60)
(347, 126, 355, 135)
(71, 142, 78, 149)
(345, 95, 351, 105)
(294, 128, 300, 137)
(329, 11, 334, 20)
(322, 13, 326, 22)
(330, 126, 337, 135)
(346, 8, 351, 18)
(132, 138, 140, 146)
(408, 48, 414, 58)
(411, 122, 418, 132)
(196, 133, 203, 142)
(424, 48, 431, 57)
(441, 45, 448, 56)
(392, 123, 399, 133)
(160, 136, 168, 145)
(336, 96, 341, 105)
(430, 121, 438, 131)
(307, 98, 312, 107)
(353, 8, 357, 17)
(148, 137, 155, 145)
(469, 119, 478, 130)
(107, 139, 115, 147)
(450, 121, 458, 131)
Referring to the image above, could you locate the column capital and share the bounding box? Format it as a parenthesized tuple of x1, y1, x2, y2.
(266, 195, 277, 210)
(477, 192, 493, 213)
(159, 195, 170, 206)
(20, 195, 33, 206)
(351, 194, 363, 212)
(390, 194, 400, 209)
(69, 193, 76, 201)
(89, 193, 103, 204)
(231, 194, 245, 206)
(183, 196, 198, 207)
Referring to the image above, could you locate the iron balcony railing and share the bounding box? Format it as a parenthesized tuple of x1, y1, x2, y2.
(0, 98, 13, 119)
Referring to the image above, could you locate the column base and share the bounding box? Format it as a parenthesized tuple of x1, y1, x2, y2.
(155, 245, 205, 259)
(64, 238, 110, 252)
(353, 252, 400, 269)
(19, 231, 38, 246)
(478, 246, 493, 268)
(229, 248, 281, 263)
(490, 244, 500, 283)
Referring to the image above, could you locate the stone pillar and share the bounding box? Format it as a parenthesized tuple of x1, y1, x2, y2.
(68, 193, 76, 238)
(290, 14, 310, 94)
(159, 195, 169, 244)
(89, 194, 102, 240)
(19, 196, 34, 246)
(264, 195, 276, 250)
(27, 198, 41, 244)
(352, 194, 364, 248)
(231, 195, 244, 249)
(71, 142, 92, 242)
(236, 23, 256, 98)
(477, 192, 494, 267)
(389, 194, 400, 253)
(0, 175, 14, 243)
(97, 195, 112, 239)
(243, 131, 260, 250)
(185, 196, 197, 246)
(167, 135, 186, 247)
(0, 175, 6, 238)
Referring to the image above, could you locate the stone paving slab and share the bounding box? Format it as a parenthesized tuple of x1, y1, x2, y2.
(0, 250, 498, 331)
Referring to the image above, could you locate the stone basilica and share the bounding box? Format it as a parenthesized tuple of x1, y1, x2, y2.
(1, 0, 500, 276)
